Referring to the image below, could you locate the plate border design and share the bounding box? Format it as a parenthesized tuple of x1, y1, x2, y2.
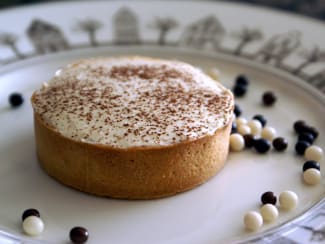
(0, 5, 325, 94)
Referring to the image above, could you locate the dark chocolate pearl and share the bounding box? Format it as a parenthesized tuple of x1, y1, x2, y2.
(243, 134, 256, 148)
(235, 75, 249, 86)
(70, 226, 89, 244)
(231, 122, 237, 134)
(262, 91, 276, 106)
(295, 141, 311, 155)
(303, 126, 319, 140)
(298, 133, 315, 144)
(272, 137, 288, 151)
(303, 160, 320, 172)
(9, 93, 24, 107)
(234, 104, 242, 117)
(252, 114, 267, 127)
(254, 138, 271, 153)
(294, 120, 306, 134)
(233, 84, 247, 97)
(261, 191, 277, 205)
(22, 208, 40, 221)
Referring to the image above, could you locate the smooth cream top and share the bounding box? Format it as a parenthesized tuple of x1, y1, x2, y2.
(32, 57, 234, 148)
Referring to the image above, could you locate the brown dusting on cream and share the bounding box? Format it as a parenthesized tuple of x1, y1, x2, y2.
(32, 57, 234, 148)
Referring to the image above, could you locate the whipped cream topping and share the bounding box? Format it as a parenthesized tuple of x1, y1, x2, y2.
(32, 57, 234, 148)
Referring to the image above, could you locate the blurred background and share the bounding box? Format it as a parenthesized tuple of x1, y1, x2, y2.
(0, 0, 325, 21)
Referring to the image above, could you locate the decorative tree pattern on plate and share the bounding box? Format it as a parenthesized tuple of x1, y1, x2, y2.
(74, 18, 103, 46)
(149, 17, 178, 45)
(27, 19, 69, 54)
(0, 32, 24, 59)
(293, 46, 325, 75)
(180, 15, 225, 49)
(256, 30, 301, 66)
(307, 68, 325, 92)
(232, 27, 263, 55)
(113, 8, 140, 44)
(0, 8, 323, 93)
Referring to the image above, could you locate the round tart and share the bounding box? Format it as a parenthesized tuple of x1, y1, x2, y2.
(31, 56, 234, 199)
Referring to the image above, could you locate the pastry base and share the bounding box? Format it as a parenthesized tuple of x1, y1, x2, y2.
(34, 113, 231, 200)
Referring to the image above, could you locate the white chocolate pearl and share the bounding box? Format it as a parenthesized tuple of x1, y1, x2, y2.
(303, 168, 321, 185)
(22, 216, 44, 236)
(230, 133, 245, 152)
(247, 120, 262, 136)
(279, 191, 298, 210)
(304, 145, 323, 161)
(260, 204, 279, 222)
(237, 125, 251, 136)
(261, 126, 277, 141)
(236, 118, 248, 127)
(244, 211, 263, 231)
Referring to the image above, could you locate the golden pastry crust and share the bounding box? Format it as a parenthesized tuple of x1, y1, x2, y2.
(33, 112, 231, 199)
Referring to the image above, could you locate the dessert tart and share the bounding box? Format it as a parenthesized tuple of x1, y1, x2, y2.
(31, 56, 234, 199)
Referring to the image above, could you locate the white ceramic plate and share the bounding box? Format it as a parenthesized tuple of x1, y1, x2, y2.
(0, 2, 324, 244)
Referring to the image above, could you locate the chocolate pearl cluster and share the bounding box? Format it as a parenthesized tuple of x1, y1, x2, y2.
(229, 82, 288, 155)
(303, 160, 321, 185)
(20, 208, 89, 243)
(294, 120, 319, 156)
(21, 209, 44, 237)
(229, 77, 323, 190)
(293, 120, 323, 185)
(244, 190, 299, 231)
(230, 113, 286, 154)
(229, 73, 322, 232)
(261, 191, 298, 211)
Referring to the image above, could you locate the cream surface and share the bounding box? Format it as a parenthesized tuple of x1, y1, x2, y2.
(32, 57, 234, 148)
